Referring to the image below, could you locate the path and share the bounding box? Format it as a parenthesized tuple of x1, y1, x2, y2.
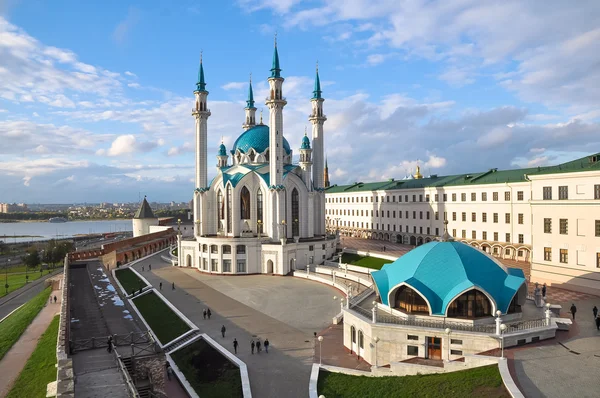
(134, 252, 340, 398)
(0, 276, 62, 398)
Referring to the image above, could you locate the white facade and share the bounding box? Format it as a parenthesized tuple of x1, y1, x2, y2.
(179, 45, 336, 275)
(325, 156, 600, 294)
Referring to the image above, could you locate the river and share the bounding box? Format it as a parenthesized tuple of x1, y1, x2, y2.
(0, 220, 133, 243)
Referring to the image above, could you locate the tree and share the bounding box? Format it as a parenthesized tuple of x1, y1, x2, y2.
(23, 248, 41, 269)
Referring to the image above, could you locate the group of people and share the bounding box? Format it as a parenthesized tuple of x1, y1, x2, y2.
(49, 295, 58, 304)
(243, 338, 269, 354)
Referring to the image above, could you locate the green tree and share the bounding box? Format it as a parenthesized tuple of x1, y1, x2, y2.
(23, 249, 41, 269)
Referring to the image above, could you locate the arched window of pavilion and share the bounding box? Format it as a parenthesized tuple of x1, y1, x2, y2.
(447, 289, 493, 318)
(291, 188, 299, 237)
(257, 189, 263, 228)
(394, 285, 429, 314)
(226, 185, 233, 233)
(240, 186, 250, 219)
(217, 190, 224, 231)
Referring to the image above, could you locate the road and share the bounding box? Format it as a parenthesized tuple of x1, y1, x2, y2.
(0, 269, 62, 320)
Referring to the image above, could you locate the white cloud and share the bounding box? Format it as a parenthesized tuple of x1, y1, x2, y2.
(113, 7, 140, 45)
(222, 82, 247, 90)
(127, 82, 141, 88)
(103, 135, 163, 157)
(124, 71, 137, 77)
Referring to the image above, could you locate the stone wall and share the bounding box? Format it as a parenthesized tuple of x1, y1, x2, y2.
(56, 256, 74, 397)
(136, 355, 167, 397)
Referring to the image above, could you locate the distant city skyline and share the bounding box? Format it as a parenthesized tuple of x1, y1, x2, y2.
(1, 1, 599, 202)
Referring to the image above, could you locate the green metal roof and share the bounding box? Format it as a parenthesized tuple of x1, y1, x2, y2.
(325, 153, 600, 193)
(196, 59, 207, 92)
(231, 125, 291, 155)
(312, 69, 322, 99)
(246, 80, 255, 108)
(270, 45, 281, 78)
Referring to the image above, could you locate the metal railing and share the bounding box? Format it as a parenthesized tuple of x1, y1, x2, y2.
(71, 331, 154, 353)
(373, 312, 498, 333)
(349, 288, 374, 307)
(503, 318, 547, 333)
(114, 351, 140, 398)
(351, 306, 373, 320)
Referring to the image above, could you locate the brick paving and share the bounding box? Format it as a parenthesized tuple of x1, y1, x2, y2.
(315, 323, 371, 371)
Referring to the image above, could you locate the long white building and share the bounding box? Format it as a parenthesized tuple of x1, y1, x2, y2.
(325, 155, 600, 294)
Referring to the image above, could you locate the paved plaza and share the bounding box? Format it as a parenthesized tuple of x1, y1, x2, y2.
(135, 253, 341, 398)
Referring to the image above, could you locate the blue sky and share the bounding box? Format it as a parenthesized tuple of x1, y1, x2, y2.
(1, 0, 599, 203)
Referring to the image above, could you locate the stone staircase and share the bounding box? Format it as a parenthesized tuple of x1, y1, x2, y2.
(163, 329, 202, 353)
(73, 349, 130, 398)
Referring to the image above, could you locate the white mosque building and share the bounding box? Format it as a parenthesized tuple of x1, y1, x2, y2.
(178, 43, 337, 275)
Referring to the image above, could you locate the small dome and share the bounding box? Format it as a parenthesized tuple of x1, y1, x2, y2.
(218, 143, 227, 156)
(231, 125, 291, 155)
(372, 241, 526, 315)
(300, 134, 311, 149)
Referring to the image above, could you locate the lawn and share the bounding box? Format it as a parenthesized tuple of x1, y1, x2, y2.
(317, 365, 509, 398)
(132, 292, 190, 344)
(341, 253, 393, 270)
(171, 339, 242, 398)
(0, 286, 52, 360)
(0, 271, 46, 298)
(115, 268, 147, 295)
(6, 315, 59, 398)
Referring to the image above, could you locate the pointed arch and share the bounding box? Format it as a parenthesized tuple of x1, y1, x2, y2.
(257, 188, 264, 229)
(226, 184, 233, 233)
(291, 188, 299, 237)
(240, 186, 251, 219)
(217, 189, 224, 231)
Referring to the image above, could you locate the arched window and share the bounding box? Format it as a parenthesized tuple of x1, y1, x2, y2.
(222, 245, 231, 254)
(394, 285, 429, 314)
(292, 188, 299, 237)
(240, 186, 251, 219)
(447, 289, 492, 318)
(217, 190, 224, 220)
(257, 189, 263, 229)
(249, 150, 255, 162)
(351, 326, 356, 344)
(227, 184, 232, 233)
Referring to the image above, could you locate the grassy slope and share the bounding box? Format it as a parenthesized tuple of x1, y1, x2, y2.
(0, 272, 45, 298)
(317, 365, 509, 398)
(6, 315, 60, 398)
(0, 286, 52, 360)
(133, 292, 189, 344)
(341, 253, 393, 270)
(171, 339, 242, 398)
(115, 268, 147, 294)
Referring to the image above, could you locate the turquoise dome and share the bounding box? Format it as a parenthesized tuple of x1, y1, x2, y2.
(231, 125, 291, 155)
(218, 143, 227, 156)
(371, 241, 525, 315)
(300, 134, 311, 149)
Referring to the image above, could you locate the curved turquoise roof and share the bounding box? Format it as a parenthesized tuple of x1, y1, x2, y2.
(371, 241, 525, 315)
(301, 134, 311, 149)
(231, 125, 291, 155)
(218, 143, 227, 156)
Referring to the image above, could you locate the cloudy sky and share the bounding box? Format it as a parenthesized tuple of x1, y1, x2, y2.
(1, 0, 600, 203)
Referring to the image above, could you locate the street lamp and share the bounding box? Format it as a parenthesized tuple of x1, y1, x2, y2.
(333, 296, 337, 318)
(445, 328, 452, 362)
(257, 220, 262, 237)
(291, 258, 296, 271)
(318, 335, 324, 365)
(177, 219, 182, 235)
(5, 258, 10, 295)
(500, 324, 507, 358)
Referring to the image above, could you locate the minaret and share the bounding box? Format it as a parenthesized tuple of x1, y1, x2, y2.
(266, 37, 287, 186)
(324, 157, 330, 188)
(309, 63, 327, 236)
(192, 54, 211, 238)
(299, 128, 313, 190)
(310, 63, 326, 188)
(192, 54, 211, 189)
(243, 74, 257, 131)
(265, 37, 287, 240)
(217, 140, 228, 168)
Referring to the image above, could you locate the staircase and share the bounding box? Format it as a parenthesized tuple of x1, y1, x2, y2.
(163, 329, 202, 353)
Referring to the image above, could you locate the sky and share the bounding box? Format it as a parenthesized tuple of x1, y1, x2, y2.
(1, 0, 600, 203)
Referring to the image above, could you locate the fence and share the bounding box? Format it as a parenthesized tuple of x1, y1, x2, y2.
(71, 331, 155, 353)
(373, 312, 498, 333)
(351, 306, 373, 320)
(504, 318, 547, 333)
(349, 287, 374, 307)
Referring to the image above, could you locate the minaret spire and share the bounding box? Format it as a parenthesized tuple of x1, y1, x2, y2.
(312, 61, 322, 99)
(309, 62, 327, 236)
(243, 73, 257, 130)
(270, 34, 281, 78)
(196, 51, 207, 92)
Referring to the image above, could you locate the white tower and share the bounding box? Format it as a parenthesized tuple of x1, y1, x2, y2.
(265, 39, 287, 240)
(217, 140, 228, 168)
(192, 55, 211, 237)
(242, 75, 257, 131)
(299, 128, 313, 190)
(309, 64, 327, 236)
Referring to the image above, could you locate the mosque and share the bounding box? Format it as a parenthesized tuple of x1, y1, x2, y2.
(178, 42, 337, 274)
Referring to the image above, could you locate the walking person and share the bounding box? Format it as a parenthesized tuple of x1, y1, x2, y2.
(221, 325, 226, 338)
(165, 362, 172, 381)
(203, 309, 207, 319)
(251, 340, 255, 355)
(54, 295, 57, 304)
(207, 308, 212, 319)
(264, 338, 269, 353)
(159, 282, 162, 290)
(142, 265, 145, 272)
(149, 264, 152, 271)
(256, 340, 261, 353)
(172, 282, 175, 290)
(593, 305, 598, 319)
(107, 336, 113, 353)
(542, 283, 547, 298)
(596, 315, 600, 331)
(233, 338, 238, 354)
(570, 303, 577, 320)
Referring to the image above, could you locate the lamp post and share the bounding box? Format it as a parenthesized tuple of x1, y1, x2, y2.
(257, 220, 262, 237)
(333, 296, 337, 318)
(500, 324, 507, 358)
(5, 258, 10, 295)
(177, 218, 182, 235)
(318, 335, 324, 365)
(291, 258, 296, 271)
(444, 328, 452, 362)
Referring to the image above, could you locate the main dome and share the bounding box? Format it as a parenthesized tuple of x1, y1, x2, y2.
(371, 241, 526, 315)
(231, 125, 291, 155)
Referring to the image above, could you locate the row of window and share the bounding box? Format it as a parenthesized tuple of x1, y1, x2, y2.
(543, 219, 600, 237)
(541, 185, 600, 200)
(328, 190, 521, 204)
(199, 258, 247, 273)
(543, 248, 600, 268)
(200, 244, 246, 254)
(451, 230, 524, 244)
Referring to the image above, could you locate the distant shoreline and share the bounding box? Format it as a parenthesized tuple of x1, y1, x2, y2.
(0, 218, 130, 224)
